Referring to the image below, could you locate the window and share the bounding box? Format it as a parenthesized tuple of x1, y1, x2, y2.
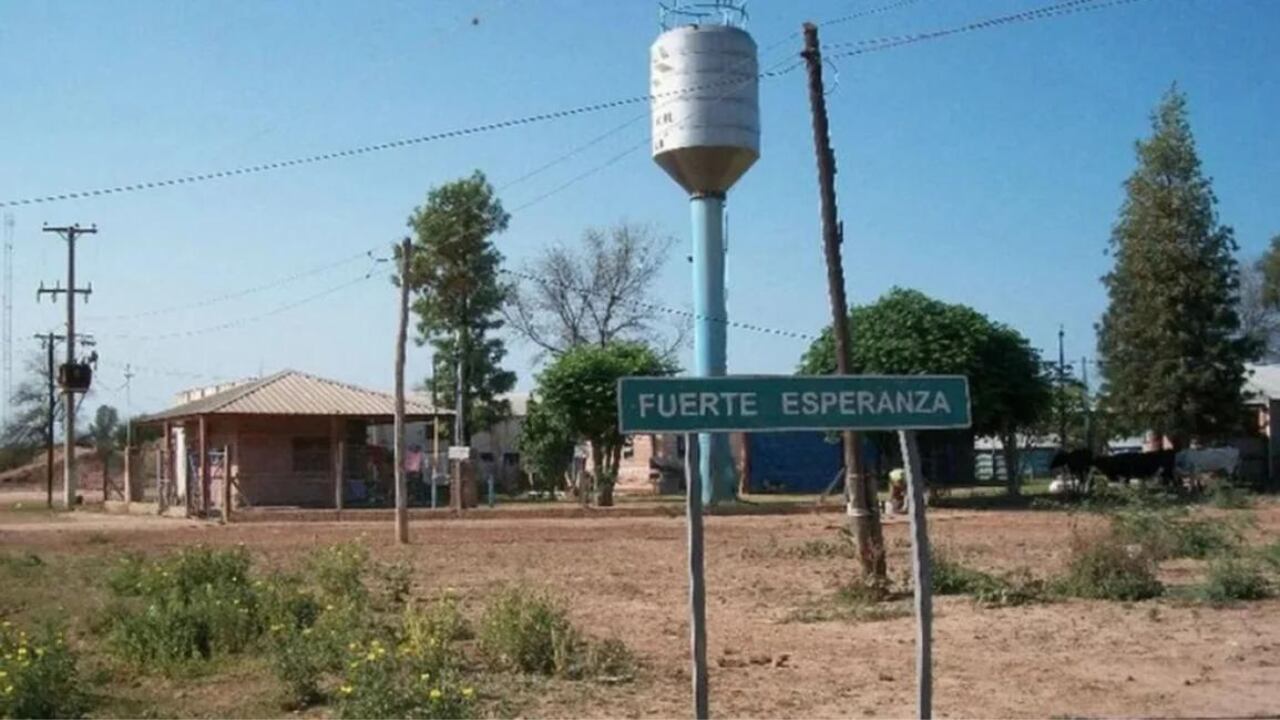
(502, 452, 520, 466)
(622, 437, 635, 460)
(292, 437, 329, 473)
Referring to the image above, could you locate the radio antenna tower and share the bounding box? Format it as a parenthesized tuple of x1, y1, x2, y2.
(2, 213, 13, 431)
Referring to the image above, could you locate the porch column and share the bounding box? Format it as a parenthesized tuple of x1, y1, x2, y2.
(221, 438, 233, 524)
(331, 416, 344, 514)
(199, 415, 210, 515)
(162, 420, 172, 505)
(123, 446, 132, 506)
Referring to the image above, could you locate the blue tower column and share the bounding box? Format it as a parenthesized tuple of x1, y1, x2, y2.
(690, 193, 736, 505)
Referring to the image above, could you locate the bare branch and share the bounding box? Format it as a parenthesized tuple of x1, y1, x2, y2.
(504, 221, 682, 361)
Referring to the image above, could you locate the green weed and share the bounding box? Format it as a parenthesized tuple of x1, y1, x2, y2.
(1057, 533, 1163, 601)
(0, 621, 88, 719)
(1209, 482, 1253, 509)
(1199, 557, 1273, 604)
(478, 587, 582, 677)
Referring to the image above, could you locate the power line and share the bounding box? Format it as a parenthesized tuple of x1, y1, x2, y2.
(0, 69, 798, 210)
(84, 247, 377, 321)
(822, 0, 1149, 59)
(820, 0, 927, 28)
(497, 266, 819, 342)
(100, 269, 378, 341)
(504, 0, 1141, 212)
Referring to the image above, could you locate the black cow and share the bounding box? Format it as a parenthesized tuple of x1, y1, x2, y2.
(1049, 449, 1093, 481)
(1091, 450, 1176, 485)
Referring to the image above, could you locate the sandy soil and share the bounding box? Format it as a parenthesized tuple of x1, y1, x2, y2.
(1, 501, 1277, 718)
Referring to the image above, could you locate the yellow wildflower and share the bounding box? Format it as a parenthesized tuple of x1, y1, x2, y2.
(3, 685, 12, 696)
(365, 652, 377, 662)
(462, 687, 474, 699)
(347, 642, 358, 651)
(301, 628, 312, 636)
(429, 689, 442, 700)
(326, 604, 335, 611)
(0, 670, 7, 678)
(419, 673, 430, 682)
(339, 685, 354, 696)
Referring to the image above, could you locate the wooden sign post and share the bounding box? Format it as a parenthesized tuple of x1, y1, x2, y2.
(899, 429, 933, 718)
(684, 435, 708, 719)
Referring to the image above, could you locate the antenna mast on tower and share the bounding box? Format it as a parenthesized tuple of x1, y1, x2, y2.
(2, 213, 13, 431)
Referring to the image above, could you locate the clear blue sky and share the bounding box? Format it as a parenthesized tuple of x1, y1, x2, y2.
(1, 0, 1276, 420)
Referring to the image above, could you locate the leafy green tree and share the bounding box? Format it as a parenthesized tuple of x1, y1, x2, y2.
(403, 171, 517, 441)
(1097, 88, 1257, 446)
(1240, 238, 1280, 362)
(88, 405, 120, 484)
(533, 341, 675, 506)
(1256, 234, 1280, 309)
(799, 288, 1051, 494)
(517, 399, 576, 498)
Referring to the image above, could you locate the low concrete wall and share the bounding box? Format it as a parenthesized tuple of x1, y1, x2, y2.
(230, 500, 846, 524)
(103, 500, 188, 518)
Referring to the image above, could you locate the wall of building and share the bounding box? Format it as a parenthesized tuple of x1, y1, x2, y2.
(208, 415, 337, 508)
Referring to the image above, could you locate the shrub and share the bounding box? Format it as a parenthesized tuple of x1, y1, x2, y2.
(1260, 540, 1280, 571)
(478, 587, 582, 677)
(1200, 557, 1273, 604)
(826, 580, 910, 622)
(308, 543, 370, 609)
(585, 637, 636, 681)
(929, 554, 1047, 606)
(1058, 533, 1163, 601)
(0, 622, 88, 719)
(1110, 507, 1237, 560)
(106, 546, 261, 667)
(336, 636, 475, 719)
(931, 553, 995, 596)
(1209, 482, 1252, 509)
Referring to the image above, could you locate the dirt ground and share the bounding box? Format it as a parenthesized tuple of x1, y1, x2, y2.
(1, 494, 1278, 719)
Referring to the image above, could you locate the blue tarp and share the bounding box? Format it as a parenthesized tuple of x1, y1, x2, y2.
(746, 432, 877, 493)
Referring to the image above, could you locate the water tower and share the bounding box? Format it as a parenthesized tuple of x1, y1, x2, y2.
(651, 0, 759, 505)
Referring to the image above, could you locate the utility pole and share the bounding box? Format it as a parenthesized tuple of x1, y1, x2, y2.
(123, 364, 135, 446)
(1057, 325, 1066, 450)
(34, 333, 58, 509)
(39, 223, 95, 508)
(393, 238, 411, 544)
(801, 22, 884, 578)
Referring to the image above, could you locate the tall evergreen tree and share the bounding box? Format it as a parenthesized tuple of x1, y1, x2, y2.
(404, 171, 516, 441)
(1097, 88, 1257, 445)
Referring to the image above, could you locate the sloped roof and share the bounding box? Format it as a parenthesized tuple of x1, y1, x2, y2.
(1244, 364, 1280, 403)
(140, 369, 450, 422)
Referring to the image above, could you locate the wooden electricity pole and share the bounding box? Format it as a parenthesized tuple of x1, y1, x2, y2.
(39, 223, 95, 508)
(393, 238, 411, 544)
(34, 333, 58, 508)
(802, 22, 885, 578)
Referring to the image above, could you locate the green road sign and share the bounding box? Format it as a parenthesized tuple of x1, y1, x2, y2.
(617, 375, 971, 433)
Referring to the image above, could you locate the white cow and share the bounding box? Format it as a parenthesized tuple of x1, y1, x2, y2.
(1176, 447, 1240, 490)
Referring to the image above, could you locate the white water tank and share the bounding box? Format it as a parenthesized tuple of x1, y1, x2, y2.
(650, 23, 760, 195)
